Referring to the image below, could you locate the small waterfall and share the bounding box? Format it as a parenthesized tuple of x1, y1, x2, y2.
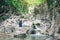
(35, 25, 41, 35)
(31, 24, 41, 35)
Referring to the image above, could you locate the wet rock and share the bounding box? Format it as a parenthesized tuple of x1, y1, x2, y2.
(36, 23, 40, 26)
(14, 33, 27, 38)
(57, 39, 60, 40)
(46, 37, 54, 40)
(0, 6, 9, 14)
(31, 30, 36, 34)
(26, 30, 30, 34)
(11, 21, 14, 23)
(57, 27, 60, 34)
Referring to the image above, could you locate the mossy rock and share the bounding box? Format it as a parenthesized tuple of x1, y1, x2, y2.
(1, 15, 9, 20)
(58, 8, 60, 14)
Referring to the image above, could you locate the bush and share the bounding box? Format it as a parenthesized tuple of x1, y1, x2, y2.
(5, 0, 28, 14)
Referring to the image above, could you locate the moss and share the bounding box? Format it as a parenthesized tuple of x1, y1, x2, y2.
(58, 9, 60, 14)
(1, 15, 9, 21)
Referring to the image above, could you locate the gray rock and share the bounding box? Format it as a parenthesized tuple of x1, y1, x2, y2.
(14, 33, 27, 38)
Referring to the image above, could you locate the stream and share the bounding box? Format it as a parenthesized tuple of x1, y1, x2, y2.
(0, 34, 54, 40)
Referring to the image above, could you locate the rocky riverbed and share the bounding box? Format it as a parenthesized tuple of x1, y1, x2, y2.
(0, 14, 60, 40)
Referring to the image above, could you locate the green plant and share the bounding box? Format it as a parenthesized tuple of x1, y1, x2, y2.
(1, 15, 9, 20)
(4, 0, 45, 14)
(5, 0, 28, 14)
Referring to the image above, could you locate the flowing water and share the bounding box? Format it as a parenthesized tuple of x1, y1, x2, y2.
(0, 34, 54, 40)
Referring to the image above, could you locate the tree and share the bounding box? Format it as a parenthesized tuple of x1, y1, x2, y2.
(46, 0, 60, 36)
(5, 0, 28, 14)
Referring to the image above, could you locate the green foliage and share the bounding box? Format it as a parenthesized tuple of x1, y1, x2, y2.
(4, 0, 45, 14)
(46, 0, 54, 12)
(46, 0, 60, 20)
(0, 0, 8, 7)
(55, 0, 60, 7)
(26, 0, 44, 6)
(58, 8, 60, 14)
(0, 15, 9, 21)
(5, 0, 28, 14)
(47, 0, 60, 12)
(49, 13, 53, 20)
(46, 0, 53, 20)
